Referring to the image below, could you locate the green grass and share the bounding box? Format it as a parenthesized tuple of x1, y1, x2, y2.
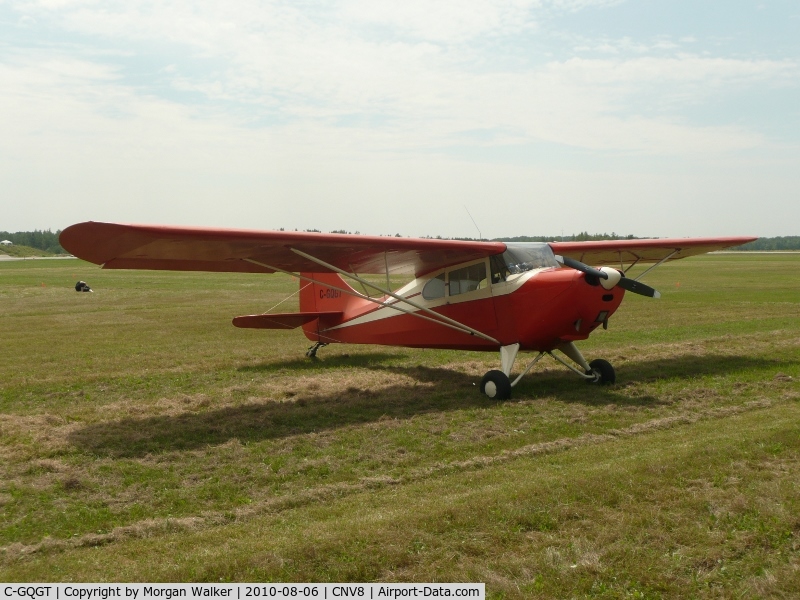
(0, 245, 58, 258)
(0, 254, 798, 598)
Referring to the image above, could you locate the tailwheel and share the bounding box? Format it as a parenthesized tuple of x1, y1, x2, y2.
(587, 359, 615, 384)
(305, 342, 327, 358)
(480, 370, 512, 400)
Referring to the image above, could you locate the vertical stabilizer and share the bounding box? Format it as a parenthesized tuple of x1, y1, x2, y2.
(299, 272, 359, 312)
(299, 272, 363, 341)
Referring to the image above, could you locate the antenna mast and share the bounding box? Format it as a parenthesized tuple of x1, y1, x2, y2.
(464, 206, 483, 241)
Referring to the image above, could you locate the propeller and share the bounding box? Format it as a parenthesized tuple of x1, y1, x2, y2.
(555, 255, 661, 299)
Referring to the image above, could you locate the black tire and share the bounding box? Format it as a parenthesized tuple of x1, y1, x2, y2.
(587, 359, 615, 384)
(480, 370, 512, 400)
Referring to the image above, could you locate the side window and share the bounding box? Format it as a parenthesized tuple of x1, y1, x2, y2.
(490, 255, 509, 283)
(422, 273, 446, 300)
(449, 262, 487, 296)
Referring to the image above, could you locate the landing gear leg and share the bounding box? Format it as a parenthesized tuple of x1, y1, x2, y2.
(306, 342, 328, 358)
(556, 341, 592, 372)
(554, 342, 615, 384)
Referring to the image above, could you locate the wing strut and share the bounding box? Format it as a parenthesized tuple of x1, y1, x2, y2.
(384, 251, 392, 293)
(290, 247, 500, 344)
(623, 256, 640, 274)
(633, 249, 679, 281)
(242, 258, 500, 344)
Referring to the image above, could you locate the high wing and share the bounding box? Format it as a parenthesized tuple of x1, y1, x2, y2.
(549, 237, 756, 268)
(60, 222, 506, 277)
(60, 222, 756, 277)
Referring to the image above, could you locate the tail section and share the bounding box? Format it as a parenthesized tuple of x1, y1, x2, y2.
(299, 272, 359, 313)
(299, 272, 365, 342)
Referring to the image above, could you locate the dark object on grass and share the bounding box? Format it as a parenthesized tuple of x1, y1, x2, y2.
(75, 281, 93, 292)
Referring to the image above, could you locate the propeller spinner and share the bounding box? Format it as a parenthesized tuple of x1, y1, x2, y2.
(555, 255, 661, 299)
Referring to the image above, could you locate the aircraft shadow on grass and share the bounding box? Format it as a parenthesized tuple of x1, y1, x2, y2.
(237, 352, 404, 373)
(69, 353, 782, 459)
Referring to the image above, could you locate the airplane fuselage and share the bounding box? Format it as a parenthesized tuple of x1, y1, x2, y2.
(300, 258, 625, 352)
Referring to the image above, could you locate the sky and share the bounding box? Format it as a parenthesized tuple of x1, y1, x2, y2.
(2, 0, 799, 239)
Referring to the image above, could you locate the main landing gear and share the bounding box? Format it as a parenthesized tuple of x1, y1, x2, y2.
(480, 342, 615, 400)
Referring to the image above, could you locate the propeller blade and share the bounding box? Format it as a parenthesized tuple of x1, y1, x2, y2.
(617, 276, 661, 298)
(556, 255, 661, 298)
(554, 255, 608, 280)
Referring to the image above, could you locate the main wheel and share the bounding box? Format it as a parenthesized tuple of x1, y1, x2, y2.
(587, 359, 615, 384)
(480, 370, 512, 400)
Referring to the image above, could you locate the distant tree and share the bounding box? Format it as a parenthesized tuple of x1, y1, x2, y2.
(0, 229, 65, 253)
(735, 236, 800, 251)
(494, 234, 798, 250)
(495, 233, 641, 243)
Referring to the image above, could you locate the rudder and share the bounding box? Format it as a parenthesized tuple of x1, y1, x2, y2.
(299, 272, 358, 313)
(298, 272, 366, 342)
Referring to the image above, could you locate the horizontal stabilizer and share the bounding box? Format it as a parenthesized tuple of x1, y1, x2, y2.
(232, 312, 342, 330)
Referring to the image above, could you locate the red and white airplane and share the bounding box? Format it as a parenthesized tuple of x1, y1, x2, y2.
(60, 222, 755, 399)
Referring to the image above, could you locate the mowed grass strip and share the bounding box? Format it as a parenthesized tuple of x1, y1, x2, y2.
(3, 403, 799, 599)
(1, 335, 793, 552)
(0, 254, 798, 596)
(0, 398, 776, 555)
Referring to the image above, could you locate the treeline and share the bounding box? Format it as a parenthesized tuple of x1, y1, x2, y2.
(496, 234, 799, 250)
(447, 232, 639, 242)
(0, 230, 64, 253)
(735, 237, 800, 251)
(495, 232, 639, 243)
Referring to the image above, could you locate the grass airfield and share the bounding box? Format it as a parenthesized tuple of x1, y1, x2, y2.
(0, 254, 798, 597)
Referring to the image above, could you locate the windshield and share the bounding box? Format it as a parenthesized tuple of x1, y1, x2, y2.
(502, 243, 559, 274)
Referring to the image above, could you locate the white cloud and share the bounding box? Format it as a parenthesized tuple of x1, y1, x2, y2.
(2, 0, 798, 234)
(341, 0, 539, 42)
(548, 0, 625, 10)
(5, 2, 795, 157)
